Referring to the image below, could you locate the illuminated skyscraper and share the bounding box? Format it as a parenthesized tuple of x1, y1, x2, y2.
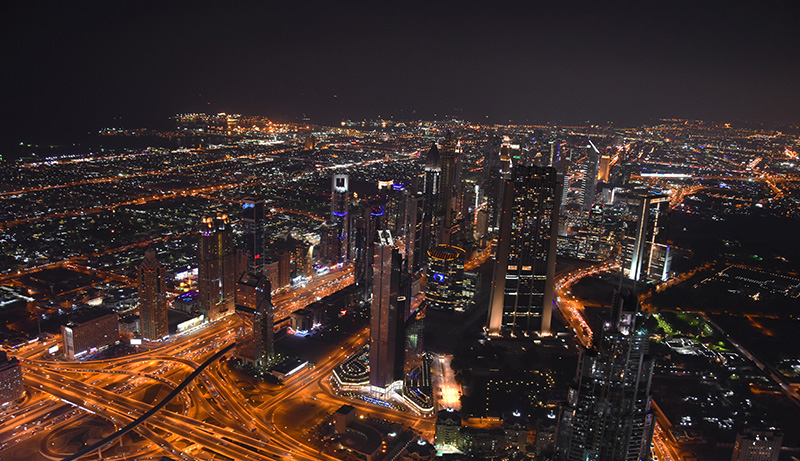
(235, 272, 274, 368)
(0, 351, 23, 405)
(598, 154, 611, 182)
(616, 191, 671, 282)
(369, 230, 404, 389)
(487, 163, 561, 337)
(405, 194, 425, 274)
(422, 142, 442, 260)
(353, 200, 388, 301)
(235, 196, 274, 368)
(423, 143, 441, 202)
(242, 197, 265, 274)
(426, 245, 466, 311)
(582, 142, 599, 211)
(556, 294, 655, 461)
(138, 247, 168, 341)
(197, 213, 236, 321)
(331, 174, 350, 262)
(439, 131, 458, 244)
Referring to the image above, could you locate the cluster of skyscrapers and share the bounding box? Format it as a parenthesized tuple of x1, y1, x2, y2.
(134, 197, 276, 369)
(130, 129, 676, 458)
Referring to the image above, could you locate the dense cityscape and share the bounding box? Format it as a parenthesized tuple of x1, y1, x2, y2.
(0, 114, 799, 461)
(3, 3, 800, 461)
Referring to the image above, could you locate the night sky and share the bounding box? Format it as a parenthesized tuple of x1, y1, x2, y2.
(3, 1, 800, 149)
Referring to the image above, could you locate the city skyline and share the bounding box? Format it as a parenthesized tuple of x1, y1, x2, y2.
(4, 2, 800, 153)
(2, 2, 800, 459)
(1, 116, 799, 460)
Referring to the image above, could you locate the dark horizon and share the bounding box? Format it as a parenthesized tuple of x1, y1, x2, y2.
(4, 1, 800, 151)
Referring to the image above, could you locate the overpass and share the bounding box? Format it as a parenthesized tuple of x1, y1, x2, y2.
(61, 342, 235, 461)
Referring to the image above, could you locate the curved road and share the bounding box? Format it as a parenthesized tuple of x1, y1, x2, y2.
(61, 343, 234, 461)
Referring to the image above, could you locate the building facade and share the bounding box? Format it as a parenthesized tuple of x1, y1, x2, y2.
(487, 163, 561, 337)
(369, 230, 404, 389)
(242, 197, 266, 275)
(62, 310, 120, 360)
(426, 245, 466, 311)
(0, 351, 24, 405)
(616, 190, 671, 282)
(234, 272, 274, 368)
(138, 247, 168, 341)
(197, 213, 236, 321)
(732, 430, 782, 461)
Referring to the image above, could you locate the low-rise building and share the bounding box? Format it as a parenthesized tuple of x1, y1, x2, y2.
(0, 351, 24, 405)
(62, 309, 120, 360)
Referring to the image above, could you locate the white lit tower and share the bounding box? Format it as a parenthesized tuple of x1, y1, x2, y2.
(582, 139, 600, 211)
(331, 174, 350, 262)
(617, 190, 671, 282)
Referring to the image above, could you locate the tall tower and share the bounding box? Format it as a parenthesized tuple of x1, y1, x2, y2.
(331, 174, 350, 262)
(556, 294, 655, 461)
(138, 247, 168, 341)
(487, 163, 561, 337)
(582, 143, 599, 211)
(235, 273, 274, 367)
(353, 200, 388, 302)
(423, 143, 442, 202)
(422, 143, 442, 261)
(197, 213, 236, 321)
(439, 131, 457, 244)
(235, 196, 274, 368)
(369, 230, 404, 389)
(618, 191, 671, 282)
(405, 194, 426, 275)
(598, 154, 611, 182)
(242, 197, 265, 275)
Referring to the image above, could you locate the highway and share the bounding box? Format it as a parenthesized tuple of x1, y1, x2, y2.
(7, 310, 411, 460)
(272, 264, 355, 321)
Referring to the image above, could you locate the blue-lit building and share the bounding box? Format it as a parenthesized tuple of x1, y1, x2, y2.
(425, 245, 466, 311)
(331, 174, 350, 263)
